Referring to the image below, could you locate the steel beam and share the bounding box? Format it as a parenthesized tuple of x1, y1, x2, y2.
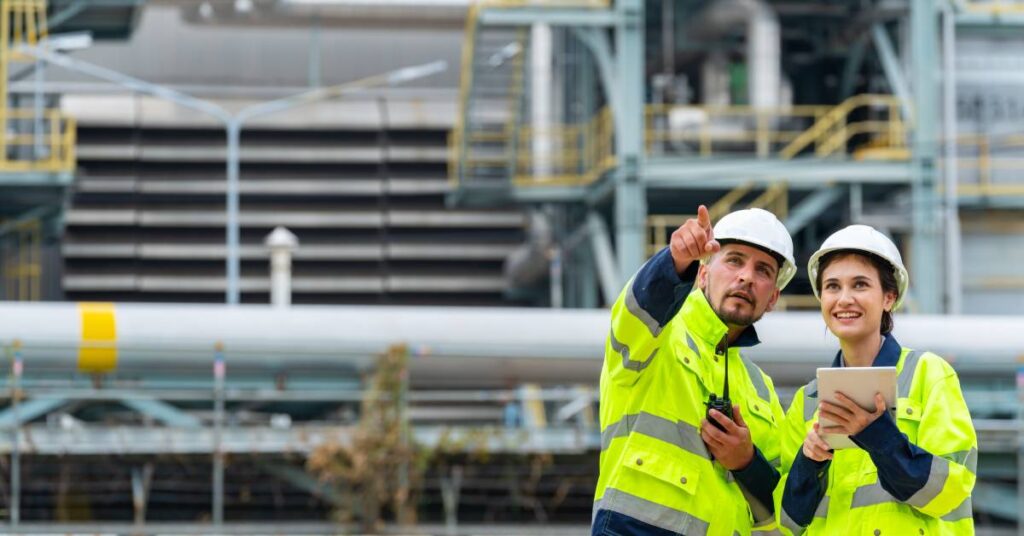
(839, 35, 868, 100)
(644, 158, 912, 186)
(784, 185, 846, 235)
(871, 23, 913, 120)
(956, 12, 1024, 27)
(941, 5, 962, 315)
(613, 0, 646, 282)
(0, 418, 1016, 456)
(478, 8, 618, 27)
(909, 0, 942, 313)
(0, 522, 594, 535)
(586, 212, 621, 306)
(120, 398, 202, 428)
(570, 27, 619, 114)
(0, 424, 600, 455)
(258, 462, 344, 507)
(0, 397, 66, 428)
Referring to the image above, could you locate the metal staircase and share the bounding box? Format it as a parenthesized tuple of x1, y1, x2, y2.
(449, 6, 528, 201)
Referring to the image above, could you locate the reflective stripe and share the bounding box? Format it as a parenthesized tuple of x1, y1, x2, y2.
(802, 380, 818, 421)
(906, 454, 951, 508)
(768, 456, 781, 469)
(814, 495, 829, 518)
(779, 506, 805, 536)
(625, 283, 664, 338)
(685, 331, 700, 355)
(805, 379, 818, 398)
(601, 414, 637, 450)
(740, 355, 771, 401)
(942, 447, 978, 474)
(897, 350, 921, 397)
(601, 412, 710, 460)
(609, 329, 657, 372)
(941, 496, 973, 522)
(596, 487, 710, 536)
(851, 482, 898, 508)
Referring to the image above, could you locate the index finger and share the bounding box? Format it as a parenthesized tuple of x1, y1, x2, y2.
(697, 205, 711, 230)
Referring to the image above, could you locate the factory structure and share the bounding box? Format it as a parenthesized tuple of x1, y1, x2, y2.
(0, 0, 1022, 533)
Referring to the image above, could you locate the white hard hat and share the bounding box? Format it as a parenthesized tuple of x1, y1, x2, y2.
(710, 208, 796, 290)
(807, 224, 909, 311)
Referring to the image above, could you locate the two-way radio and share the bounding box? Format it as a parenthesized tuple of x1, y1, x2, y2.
(704, 338, 733, 431)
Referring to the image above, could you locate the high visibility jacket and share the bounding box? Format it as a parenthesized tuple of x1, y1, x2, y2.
(594, 252, 786, 536)
(776, 340, 977, 536)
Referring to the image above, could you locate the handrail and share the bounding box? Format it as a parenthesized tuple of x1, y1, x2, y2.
(960, 0, 1024, 14)
(512, 105, 614, 186)
(779, 94, 904, 159)
(0, 107, 76, 173)
(1, 0, 76, 174)
(0, 218, 42, 301)
(646, 182, 788, 256)
(946, 132, 1024, 198)
(449, 3, 481, 187)
(747, 182, 788, 219)
(708, 182, 754, 220)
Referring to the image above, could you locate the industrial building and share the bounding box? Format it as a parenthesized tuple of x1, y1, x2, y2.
(0, 0, 1021, 533)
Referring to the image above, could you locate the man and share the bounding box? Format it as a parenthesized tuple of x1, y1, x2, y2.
(592, 205, 795, 536)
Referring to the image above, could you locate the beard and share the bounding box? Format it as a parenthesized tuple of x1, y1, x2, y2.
(705, 282, 764, 327)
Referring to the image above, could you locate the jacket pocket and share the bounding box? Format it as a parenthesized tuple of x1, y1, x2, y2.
(622, 441, 703, 496)
(745, 395, 775, 425)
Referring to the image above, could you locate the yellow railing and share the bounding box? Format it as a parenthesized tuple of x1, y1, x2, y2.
(961, 0, 1024, 13)
(780, 94, 905, 159)
(513, 106, 615, 186)
(645, 94, 906, 161)
(0, 218, 41, 301)
(449, 0, 612, 189)
(748, 181, 788, 217)
(448, 2, 482, 187)
(944, 133, 1024, 197)
(0, 108, 77, 173)
(646, 103, 830, 158)
(645, 182, 788, 256)
(0, 0, 76, 174)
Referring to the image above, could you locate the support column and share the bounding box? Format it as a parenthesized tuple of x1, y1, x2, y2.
(614, 0, 646, 282)
(941, 6, 961, 314)
(910, 0, 941, 313)
(531, 23, 553, 179)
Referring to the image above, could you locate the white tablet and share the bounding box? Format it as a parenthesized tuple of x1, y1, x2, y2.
(815, 366, 897, 450)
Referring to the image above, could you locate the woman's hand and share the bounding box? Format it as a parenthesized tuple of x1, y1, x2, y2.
(802, 421, 833, 462)
(819, 392, 887, 437)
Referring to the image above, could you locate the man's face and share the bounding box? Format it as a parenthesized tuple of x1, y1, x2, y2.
(697, 243, 781, 328)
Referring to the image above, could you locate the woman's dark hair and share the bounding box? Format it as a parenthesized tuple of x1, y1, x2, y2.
(816, 249, 900, 335)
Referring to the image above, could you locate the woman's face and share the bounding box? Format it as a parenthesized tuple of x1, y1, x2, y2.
(819, 254, 897, 342)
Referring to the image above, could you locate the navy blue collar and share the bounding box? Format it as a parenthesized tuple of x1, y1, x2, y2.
(732, 325, 761, 348)
(830, 333, 902, 368)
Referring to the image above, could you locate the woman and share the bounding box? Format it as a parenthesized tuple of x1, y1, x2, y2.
(776, 225, 976, 536)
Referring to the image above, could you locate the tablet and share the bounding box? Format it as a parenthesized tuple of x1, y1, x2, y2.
(815, 366, 897, 450)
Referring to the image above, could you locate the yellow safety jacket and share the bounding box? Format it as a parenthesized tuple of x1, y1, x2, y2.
(595, 273, 786, 536)
(776, 344, 977, 536)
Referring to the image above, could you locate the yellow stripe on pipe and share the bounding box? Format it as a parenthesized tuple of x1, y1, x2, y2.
(78, 302, 117, 373)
